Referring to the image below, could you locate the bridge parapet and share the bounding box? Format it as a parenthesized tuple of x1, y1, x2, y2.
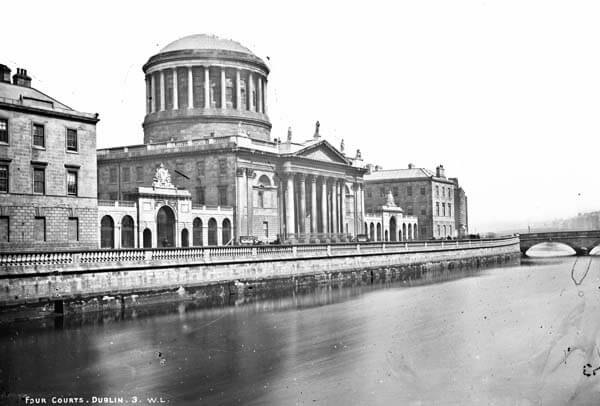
(518, 230, 600, 256)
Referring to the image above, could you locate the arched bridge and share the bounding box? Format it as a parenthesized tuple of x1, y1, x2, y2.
(519, 230, 600, 256)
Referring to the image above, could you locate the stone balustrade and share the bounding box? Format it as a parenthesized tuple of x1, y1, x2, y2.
(0, 237, 519, 272)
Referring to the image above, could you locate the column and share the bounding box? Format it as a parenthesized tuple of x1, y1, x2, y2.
(236, 168, 246, 239)
(321, 177, 328, 233)
(332, 180, 338, 234)
(236, 69, 242, 110)
(263, 80, 267, 114)
(360, 183, 366, 234)
(285, 173, 295, 238)
(172, 68, 178, 110)
(220, 67, 227, 110)
(310, 176, 317, 233)
(159, 70, 165, 111)
(340, 180, 346, 235)
(298, 174, 306, 234)
(150, 74, 156, 113)
(202, 221, 209, 247)
(187, 67, 194, 109)
(145, 76, 150, 114)
(204, 67, 210, 108)
(257, 77, 263, 113)
(248, 72, 254, 111)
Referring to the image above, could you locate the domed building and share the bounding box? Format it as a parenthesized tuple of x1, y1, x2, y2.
(142, 34, 271, 143)
(97, 34, 367, 248)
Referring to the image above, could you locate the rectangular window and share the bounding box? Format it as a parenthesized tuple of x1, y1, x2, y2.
(420, 187, 426, 196)
(442, 187, 445, 198)
(258, 190, 264, 208)
(379, 187, 385, 197)
(392, 186, 398, 196)
(196, 187, 205, 205)
(448, 203, 452, 217)
(33, 124, 45, 147)
(406, 207, 413, 216)
(407, 186, 412, 196)
(436, 186, 440, 198)
(68, 217, 79, 241)
(0, 164, 8, 193)
(34, 217, 46, 242)
(0, 216, 8, 242)
(218, 186, 228, 206)
(33, 167, 45, 194)
(136, 166, 143, 182)
(67, 170, 78, 196)
(122, 167, 130, 183)
(263, 221, 269, 238)
(420, 208, 426, 215)
(197, 160, 205, 178)
(0, 118, 8, 143)
(66, 129, 78, 152)
(436, 202, 440, 216)
(218, 158, 227, 176)
(442, 203, 446, 216)
(367, 191, 372, 198)
(108, 192, 118, 200)
(109, 167, 117, 183)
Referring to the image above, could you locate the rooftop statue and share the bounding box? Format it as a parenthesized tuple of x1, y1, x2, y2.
(386, 190, 397, 207)
(356, 149, 362, 160)
(287, 126, 292, 142)
(153, 163, 175, 189)
(314, 120, 320, 139)
(340, 138, 345, 153)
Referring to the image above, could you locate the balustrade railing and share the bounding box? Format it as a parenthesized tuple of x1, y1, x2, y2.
(0, 237, 519, 270)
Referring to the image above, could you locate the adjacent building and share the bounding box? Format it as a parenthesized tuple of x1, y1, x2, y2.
(364, 164, 468, 239)
(0, 64, 100, 252)
(97, 34, 367, 247)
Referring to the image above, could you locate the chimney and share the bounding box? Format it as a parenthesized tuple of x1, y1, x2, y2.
(408, 163, 415, 169)
(436, 164, 446, 178)
(12, 68, 32, 87)
(365, 163, 374, 174)
(0, 65, 11, 83)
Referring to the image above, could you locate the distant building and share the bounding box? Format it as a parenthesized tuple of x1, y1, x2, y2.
(97, 34, 367, 247)
(364, 164, 467, 239)
(364, 190, 418, 241)
(450, 177, 468, 237)
(0, 64, 100, 251)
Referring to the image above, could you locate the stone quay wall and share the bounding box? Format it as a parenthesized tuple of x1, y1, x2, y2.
(0, 237, 520, 311)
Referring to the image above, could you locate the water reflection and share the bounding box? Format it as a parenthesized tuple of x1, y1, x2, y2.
(5, 257, 600, 404)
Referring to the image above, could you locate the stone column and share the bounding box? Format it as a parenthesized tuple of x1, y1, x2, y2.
(236, 168, 246, 239)
(202, 221, 209, 247)
(332, 180, 338, 234)
(360, 183, 365, 234)
(145, 76, 150, 114)
(172, 68, 178, 110)
(159, 70, 165, 111)
(204, 67, 210, 108)
(340, 180, 346, 235)
(298, 174, 306, 234)
(248, 72, 254, 111)
(150, 74, 156, 113)
(285, 173, 295, 239)
(263, 80, 267, 114)
(310, 176, 317, 233)
(257, 77, 263, 113)
(220, 67, 227, 110)
(187, 67, 194, 109)
(321, 177, 328, 233)
(236, 69, 242, 110)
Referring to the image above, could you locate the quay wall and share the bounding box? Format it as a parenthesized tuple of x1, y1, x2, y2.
(0, 237, 520, 311)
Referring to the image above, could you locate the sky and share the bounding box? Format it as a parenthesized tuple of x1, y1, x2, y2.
(2, 0, 599, 232)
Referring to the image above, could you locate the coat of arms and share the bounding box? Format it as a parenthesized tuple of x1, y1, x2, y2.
(153, 163, 175, 188)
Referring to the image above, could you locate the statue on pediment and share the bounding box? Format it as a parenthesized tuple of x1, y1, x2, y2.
(153, 163, 175, 189)
(314, 120, 321, 139)
(340, 138, 345, 153)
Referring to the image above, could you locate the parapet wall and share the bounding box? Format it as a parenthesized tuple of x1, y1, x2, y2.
(0, 237, 520, 310)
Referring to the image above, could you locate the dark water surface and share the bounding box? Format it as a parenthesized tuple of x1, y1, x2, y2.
(3, 255, 600, 405)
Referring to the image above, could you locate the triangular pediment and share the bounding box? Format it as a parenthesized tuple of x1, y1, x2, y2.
(293, 141, 349, 164)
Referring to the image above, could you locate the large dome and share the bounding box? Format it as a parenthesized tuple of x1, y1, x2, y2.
(160, 34, 254, 55)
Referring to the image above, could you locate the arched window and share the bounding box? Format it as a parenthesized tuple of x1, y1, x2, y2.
(193, 218, 203, 246)
(208, 218, 218, 246)
(257, 175, 271, 187)
(121, 215, 135, 248)
(258, 191, 264, 208)
(385, 230, 389, 242)
(222, 218, 232, 245)
(100, 216, 114, 249)
(389, 217, 397, 242)
(181, 228, 189, 247)
(443, 225, 447, 237)
(376, 223, 382, 241)
(408, 223, 413, 241)
(414, 224, 418, 240)
(143, 228, 152, 248)
(157, 206, 176, 248)
(402, 223, 407, 241)
(369, 223, 375, 241)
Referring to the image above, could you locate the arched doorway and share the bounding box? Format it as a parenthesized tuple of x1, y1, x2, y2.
(208, 218, 218, 246)
(384, 230, 389, 241)
(181, 228, 189, 247)
(157, 206, 175, 248)
(121, 215, 135, 248)
(402, 223, 407, 241)
(100, 216, 114, 249)
(414, 225, 418, 240)
(143, 228, 152, 248)
(222, 219, 231, 245)
(398, 229, 402, 241)
(443, 225, 447, 238)
(193, 218, 203, 246)
(408, 224, 413, 240)
(369, 223, 375, 241)
(389, 217, 397, 242)
(376, 223, 382, 241)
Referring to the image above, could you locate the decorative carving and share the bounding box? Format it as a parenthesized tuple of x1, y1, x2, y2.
(245, 168, 256, 178)
(153, 163, 175, 189)
(236, 168, 245, 177)
(385, 190, 397, 207)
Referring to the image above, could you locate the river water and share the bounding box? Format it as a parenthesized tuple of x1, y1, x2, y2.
(2, 248, 600, 405)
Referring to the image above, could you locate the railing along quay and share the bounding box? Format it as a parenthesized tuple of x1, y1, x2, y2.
(0, 236, 520, 271)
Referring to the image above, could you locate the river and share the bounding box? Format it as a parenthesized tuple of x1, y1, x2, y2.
(2, 248, 600, 405)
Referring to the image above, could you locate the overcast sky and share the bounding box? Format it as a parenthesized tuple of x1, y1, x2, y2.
(2, 0, 599, 232)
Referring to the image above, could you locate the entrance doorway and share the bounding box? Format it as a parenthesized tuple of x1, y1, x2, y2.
(157, 206, 175, 247)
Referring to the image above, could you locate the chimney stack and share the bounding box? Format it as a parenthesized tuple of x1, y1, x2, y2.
(436, 164, 446, 178)
(12, 68, 32, 87)
(0, 65, 11, 83)
(408, 163, 415, 169)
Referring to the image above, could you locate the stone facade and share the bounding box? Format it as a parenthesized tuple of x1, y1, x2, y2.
(364, 164, 467, 239)
(364, 191, 419, 241)
(0, 65, 99, 252)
